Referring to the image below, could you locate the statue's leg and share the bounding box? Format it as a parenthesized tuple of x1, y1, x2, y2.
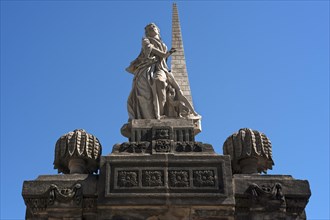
(155, 79, 167, 116)
(154, 70, 167, 116)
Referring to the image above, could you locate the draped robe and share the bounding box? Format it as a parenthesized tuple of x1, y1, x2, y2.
(126, 36, 197, 120)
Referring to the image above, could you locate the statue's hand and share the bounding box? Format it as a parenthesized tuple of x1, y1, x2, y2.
(166, 48, 176, 58)
(169, 48, 176, 54)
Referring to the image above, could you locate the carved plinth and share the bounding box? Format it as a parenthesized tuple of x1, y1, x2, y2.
(121, 119, 201, 141)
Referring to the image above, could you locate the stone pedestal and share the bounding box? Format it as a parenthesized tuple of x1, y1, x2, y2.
(22, 119, 311, 219)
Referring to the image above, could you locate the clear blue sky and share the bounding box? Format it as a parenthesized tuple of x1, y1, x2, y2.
(1, 1, 329, 219)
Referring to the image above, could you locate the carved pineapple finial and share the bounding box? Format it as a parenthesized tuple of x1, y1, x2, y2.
(223, 128, 274, 174)
(54, 129, 102, 174)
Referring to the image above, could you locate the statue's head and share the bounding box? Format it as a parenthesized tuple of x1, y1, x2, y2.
(145, 23, 160, 37)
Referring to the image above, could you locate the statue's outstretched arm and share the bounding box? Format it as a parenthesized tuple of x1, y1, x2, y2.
(150, 47, 175, 59)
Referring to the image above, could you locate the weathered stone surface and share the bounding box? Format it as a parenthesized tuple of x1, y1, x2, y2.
(54, 129, 102, 174)
(233, 174, 311, 220)
(223, 128, 274, 174)
(117, 119, 210, 156)
(97, 206, 235, 220)
(22, 172, 311, 220)
(121, 118, 201, 141)
(22, 174, 98, 220)
(97, 154, 234, 207)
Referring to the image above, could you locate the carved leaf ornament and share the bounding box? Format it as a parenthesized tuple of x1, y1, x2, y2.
(54, 129, 102, 174)
(223, 128, 274, 174)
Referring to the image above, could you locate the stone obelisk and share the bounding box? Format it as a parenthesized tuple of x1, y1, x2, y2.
(171, 3, 194, 106)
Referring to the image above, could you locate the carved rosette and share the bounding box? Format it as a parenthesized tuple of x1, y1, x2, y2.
(117, 171, 139, 187)
(54, 129, 102, 174)
(169, 170, 190, 187)
(142, 170, 164, 187)
(193, 170, 215, 187)
(153, 139, 172, 152)
(223, 128, 274, 174)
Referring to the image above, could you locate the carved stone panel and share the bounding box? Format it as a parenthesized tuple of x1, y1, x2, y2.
(246, 182, 286, 212)
(152, 126, 172, 140)
(193, 170, 216, 187)
(117, 171, 139, 187)
(117, 142, 151, 153)
(101, 154, 233, 206)
(142, 170, 164, 187)
(152, 140, 172, 153)
(169, 170, 190, 187)
(48, 183, 82, 205)
(175, 141, 203, 152)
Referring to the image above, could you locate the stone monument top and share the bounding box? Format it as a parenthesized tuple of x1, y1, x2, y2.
(22, 4, 311, 220)
(121, 3, 201, 138)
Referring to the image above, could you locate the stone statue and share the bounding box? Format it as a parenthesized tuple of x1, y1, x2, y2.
(126, 23, 198, 120)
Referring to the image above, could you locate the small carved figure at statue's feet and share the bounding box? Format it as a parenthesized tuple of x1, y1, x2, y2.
(157, 115, 167, 120)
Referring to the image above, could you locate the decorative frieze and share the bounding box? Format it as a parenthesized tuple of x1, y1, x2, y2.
(112, 167, 221, 192)
(175, 141, 203, 152)
(117, 142, 150, 153)
(113, 141, 214, 154)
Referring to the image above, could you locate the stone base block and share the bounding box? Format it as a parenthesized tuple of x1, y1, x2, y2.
(98, 154, 234, 207)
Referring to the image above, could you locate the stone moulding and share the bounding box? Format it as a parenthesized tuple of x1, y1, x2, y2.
(113, 141, 213, 154)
